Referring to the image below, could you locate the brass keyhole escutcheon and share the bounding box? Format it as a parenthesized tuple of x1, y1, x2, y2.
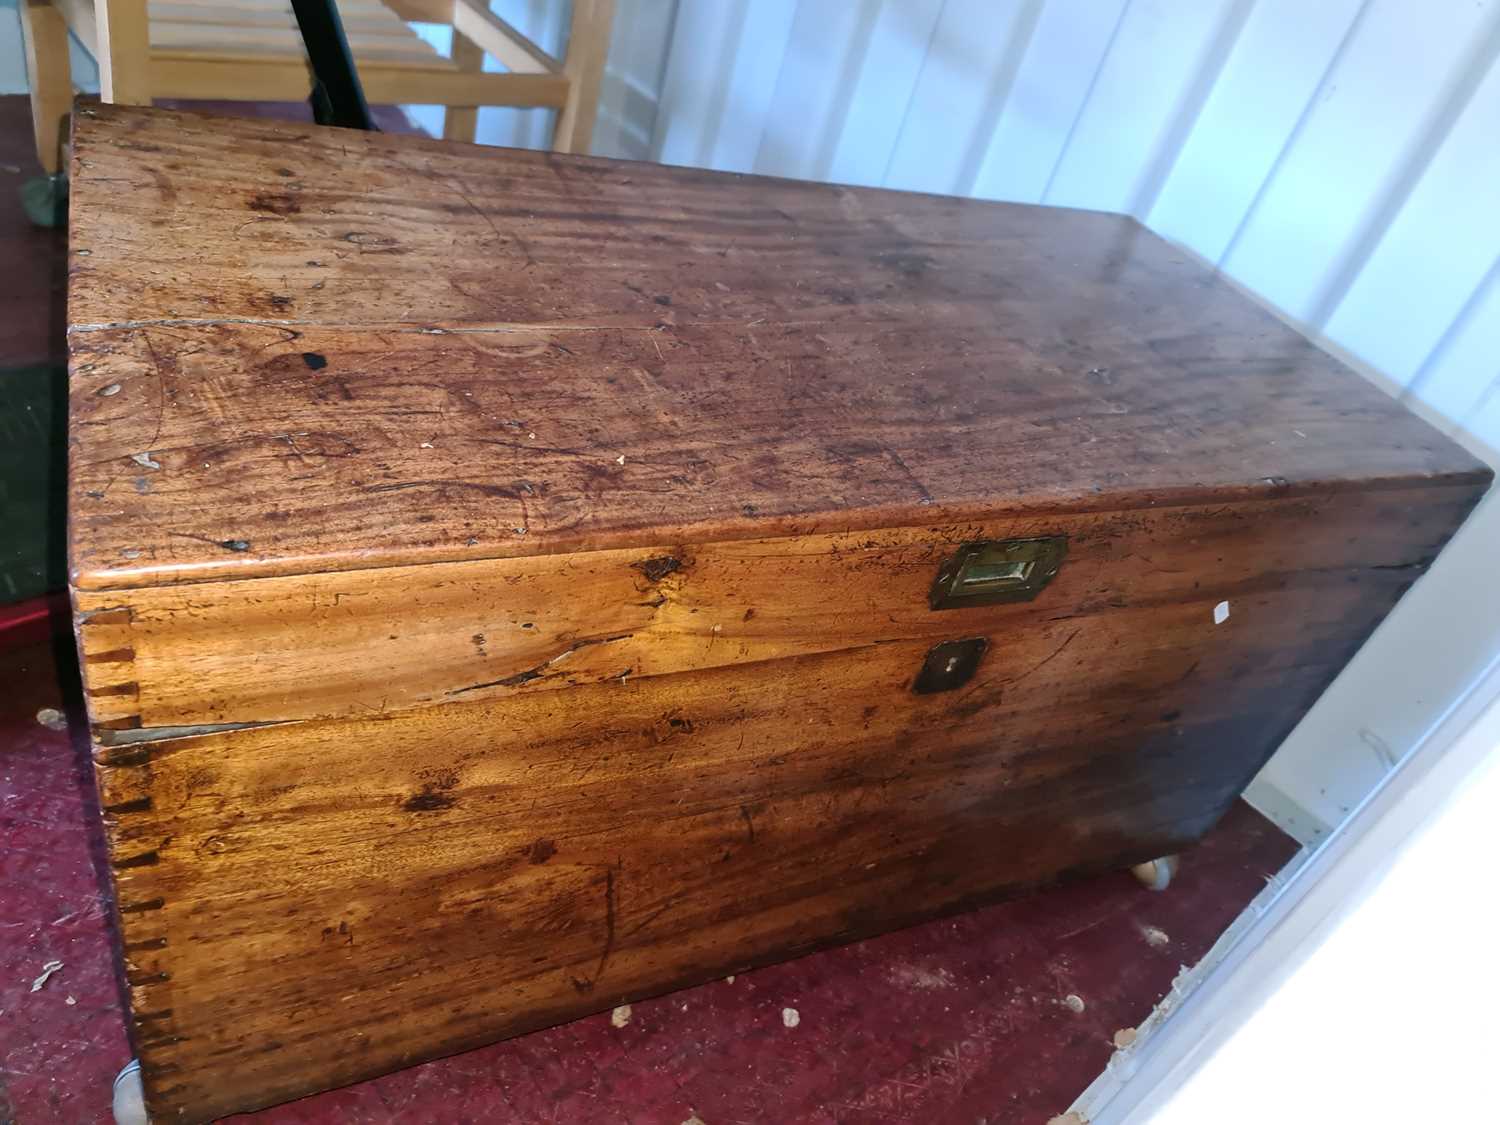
(929, 536, 1067, 610)
(912, 638, 988, 694)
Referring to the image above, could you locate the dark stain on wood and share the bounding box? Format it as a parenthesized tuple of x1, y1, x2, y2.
(248, 191, 300, 217)
(527, 838, 557, 865)
(320, 921, 354, 945)
(102, 796, 153, 814)
(634, 556, 681, 583)
(402, 775, 458, 813)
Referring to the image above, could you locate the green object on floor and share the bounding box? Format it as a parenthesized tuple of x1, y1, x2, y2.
(20, 174, 68, 229)
(0, 363, 67, 603)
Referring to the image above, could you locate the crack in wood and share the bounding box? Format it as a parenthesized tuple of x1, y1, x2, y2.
(95, 718, 296, 746)
(448, 633, 634, 695)
(571, 866, 619, 993)
(1000, 629, 1082, 687)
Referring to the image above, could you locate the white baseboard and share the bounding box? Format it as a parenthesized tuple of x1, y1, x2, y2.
(1240, 776, 1331, 845)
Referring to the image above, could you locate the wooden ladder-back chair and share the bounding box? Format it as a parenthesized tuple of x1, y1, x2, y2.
(18, 0, 615, 179)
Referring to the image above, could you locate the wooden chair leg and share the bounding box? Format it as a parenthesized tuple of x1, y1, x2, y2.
(443, 30, 484, 143)
(95, 0, 152, 105)
(550, 0, 614, 155)
(19, 0, 72, 174)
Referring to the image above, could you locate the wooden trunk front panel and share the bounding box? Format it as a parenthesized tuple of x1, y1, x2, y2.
(73, 487, 1466, 730)
(65, 106, 1489, 1121)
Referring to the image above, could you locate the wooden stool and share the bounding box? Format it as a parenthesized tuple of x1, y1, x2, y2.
(18, 0, 614, 178)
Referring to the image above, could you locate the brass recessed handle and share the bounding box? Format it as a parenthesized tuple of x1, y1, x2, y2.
(929, 537, 1067, 610)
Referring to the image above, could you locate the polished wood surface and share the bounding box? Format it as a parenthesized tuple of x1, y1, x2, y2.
(66, 107, 1490, 1122)
(95, 547, 1419, 1120)
(67, 105, 1485, 591)
(74, 486, 1478, 733)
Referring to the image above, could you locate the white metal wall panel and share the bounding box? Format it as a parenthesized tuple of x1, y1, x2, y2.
(1324, 28, 1500, 385)
(880, 0, 1042, 195)
(1224, 2, 1498, 328)
(705, 0, 799, 173)
(1143, 0, 1365, 264)
(1416, 264, 1500, 445)
(652, 0, 742, 167)
(1041, 0, 1245, 214)
(780, 0, 945, 188)
(754, 0, 882, 183)
(968, 0, 1128, 204)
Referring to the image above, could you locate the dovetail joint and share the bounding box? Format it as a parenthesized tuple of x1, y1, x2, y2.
(88, 681, 141, 699)
(95, 745, 153, 767)
(78, 606, 134, 625)
(95, 714, 144, 732)
(85, 647, 137, 664)
(103, 796, 153, 814)
(118, 897, 166, 914)
(114, 850, 161, 869)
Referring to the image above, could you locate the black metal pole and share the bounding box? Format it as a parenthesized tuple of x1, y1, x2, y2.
(289, 0, 375, 131)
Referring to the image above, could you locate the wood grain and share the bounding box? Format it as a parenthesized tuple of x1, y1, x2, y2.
(451, 0, 559, 77)
(142, 56, 568, 105)
(19, 0, 72, 174)
(72, 485, 1479, 732)
(551, 0, 613, 153)
(441, 28, 484, 143)
(97, 553, 1410, 1121)
(66, 105, 1487, 590)
(94, 0, 152, 105)
(64, 106, 1491, 1122)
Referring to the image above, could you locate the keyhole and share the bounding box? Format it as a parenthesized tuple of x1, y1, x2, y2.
(912, 637, 989, 694)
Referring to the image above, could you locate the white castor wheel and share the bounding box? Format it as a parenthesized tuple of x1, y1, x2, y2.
(113, 1058, 147, 1125)
(1130, 854, 1179, 891)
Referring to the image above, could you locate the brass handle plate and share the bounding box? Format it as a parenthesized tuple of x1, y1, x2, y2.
(928, 536, 1067, 610)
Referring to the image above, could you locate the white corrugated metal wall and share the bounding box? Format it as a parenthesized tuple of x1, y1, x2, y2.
(641, 0, 1500, 841)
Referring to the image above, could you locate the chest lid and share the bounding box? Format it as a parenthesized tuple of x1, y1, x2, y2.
(67, 105, 1485, 591)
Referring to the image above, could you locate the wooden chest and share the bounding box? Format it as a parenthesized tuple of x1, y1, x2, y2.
(67, 105, 1489, 1122)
